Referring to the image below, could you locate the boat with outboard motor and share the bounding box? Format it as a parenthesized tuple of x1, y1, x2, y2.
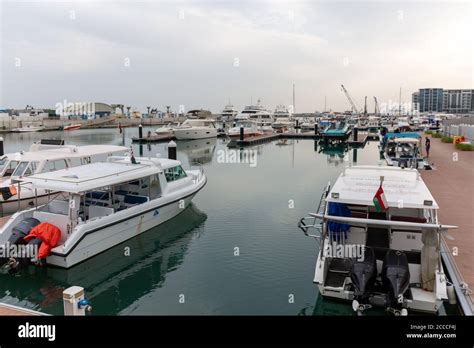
(298, 165, 456, 315)
(380, 133, 432, 170)
(0, 154, 206, 269)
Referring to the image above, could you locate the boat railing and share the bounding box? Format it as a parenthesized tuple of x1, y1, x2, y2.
(297, 181, 330, 239)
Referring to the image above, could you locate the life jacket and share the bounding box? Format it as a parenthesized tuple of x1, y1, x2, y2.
(23, 222, 61, 259)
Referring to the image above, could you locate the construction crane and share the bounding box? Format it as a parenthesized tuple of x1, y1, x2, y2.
(373, 96, 380, 115)
(341, 84, 360, 113)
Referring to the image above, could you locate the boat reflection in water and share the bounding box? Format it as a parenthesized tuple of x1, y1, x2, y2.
(0, 204, 207, 315)
(177, 138, 217, 165)
(318, 141, 349, 166)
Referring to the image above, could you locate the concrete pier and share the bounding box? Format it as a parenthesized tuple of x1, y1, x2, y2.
(420, 134, 474, 313)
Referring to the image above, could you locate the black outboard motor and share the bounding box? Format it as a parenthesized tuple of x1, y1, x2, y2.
(0, 217, 40, 269)
(382, 250, 410, 315)
(350, 247, 377, 315)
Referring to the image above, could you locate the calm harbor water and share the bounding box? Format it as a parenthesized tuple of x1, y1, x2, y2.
(0, 128, 450, 315)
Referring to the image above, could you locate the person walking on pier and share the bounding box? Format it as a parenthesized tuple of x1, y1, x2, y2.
(425, 138, 431, 158)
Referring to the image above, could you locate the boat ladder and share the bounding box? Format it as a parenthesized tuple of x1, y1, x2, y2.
(298, 181, 331, 239)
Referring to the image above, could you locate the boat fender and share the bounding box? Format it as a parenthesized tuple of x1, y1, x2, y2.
(447, 284, 457, 305)
(78, 299, 92, 312)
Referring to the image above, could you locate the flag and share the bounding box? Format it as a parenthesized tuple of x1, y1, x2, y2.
(372, 184, 388, 212)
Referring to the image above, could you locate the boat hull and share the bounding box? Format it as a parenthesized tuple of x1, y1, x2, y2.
(174, 128, 217, 140)
(45, 177, 206, 268)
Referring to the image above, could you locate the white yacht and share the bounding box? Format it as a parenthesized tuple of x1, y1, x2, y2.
(228, 120, 263, 139)
(155, 123, 176, 136)
(272, 105, 293, 130)
(12, 125, 45, 133)
(234, 100, 273, 127)
(298, 165, 456, 315)
(0, 143, 128, 215)
(173, 119, 218, 140)
(220, 103, 238, 121)
(0, 155, 206, 269)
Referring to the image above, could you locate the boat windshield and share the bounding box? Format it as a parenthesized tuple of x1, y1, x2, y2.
(0, 159, 19, 177)
(12, 161, 38, 177)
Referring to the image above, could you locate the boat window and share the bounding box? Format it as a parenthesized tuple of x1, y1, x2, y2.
(12, 161, 31, 177)
(43, 159, 68, 172)
(2, 160, 19, 177)
(0, 158, 9, 176)
(164, 166, 187, 182)
(150, 175, 162, 199)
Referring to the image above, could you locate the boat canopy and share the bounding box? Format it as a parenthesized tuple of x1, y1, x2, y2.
(383, 133, 420, 139)
(22, 162, 162, 193)
(326, 165, 439, 209)
(388, 137, 420, 144)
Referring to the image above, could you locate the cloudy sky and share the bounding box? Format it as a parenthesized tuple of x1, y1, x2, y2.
(0, 0, 472, 113)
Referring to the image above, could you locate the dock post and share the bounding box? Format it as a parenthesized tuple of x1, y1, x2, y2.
(0, 137, 3, 156)
(353, 127, 358, 141)
(63, 286, 91, 316)
(138, 123, 143, 139)
(314, 124, 318, 136)
(295, 119, 299, 129)
(239, 125, 244, 141)
(168, 140, 177, 160)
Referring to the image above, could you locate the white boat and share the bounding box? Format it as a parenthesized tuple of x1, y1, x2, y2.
(234, 100, 273, 128)
(384, 136, 431, 170)
(300, 117, 316, 131)
(173, 119, 218, 140)
(228, 120, 263, 139)
(220, 103, 238, 121)
(155, 123, 176, 136)
(298, 165, 456, 315)
(12, 125, 44, 133)
(0, 143, 128, 215)
(272, 105, 293, 130)
(0, 155, 206, 268)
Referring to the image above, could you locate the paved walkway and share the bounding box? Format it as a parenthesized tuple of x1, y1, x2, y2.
(420, 134, 473, 308)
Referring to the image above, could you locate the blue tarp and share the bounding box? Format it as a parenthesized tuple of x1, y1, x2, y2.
(327, 202, 351, 242)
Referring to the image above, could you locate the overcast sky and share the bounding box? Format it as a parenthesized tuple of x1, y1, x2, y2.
(1, 0, 472, 113)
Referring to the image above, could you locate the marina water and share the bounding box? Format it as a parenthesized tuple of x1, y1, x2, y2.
(0, 128, 452, 315)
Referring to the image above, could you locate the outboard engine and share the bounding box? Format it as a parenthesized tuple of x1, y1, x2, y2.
(350, 247, 377, 315)
(0, 217, 40, 269)
(382, 250, 410, 315)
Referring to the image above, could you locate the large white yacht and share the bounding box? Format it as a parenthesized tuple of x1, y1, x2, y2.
(0, 155, 206, 269)
(173, 118, 218, 140)
(272, 104, 293, 130)
(220, 103, 238, 121)
(298, 165, 456, 315)
(234, 100, 273, 127)
(0, 143, 128, 215)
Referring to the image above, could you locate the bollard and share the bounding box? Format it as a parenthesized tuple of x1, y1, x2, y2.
(239, 126, 244, 141)
(314, 124, 318, 135)
(138, 124, 143, 139)
(168, 140, 177, 160)
(0, 137, 3, 156)
(63, 286, 91, 316)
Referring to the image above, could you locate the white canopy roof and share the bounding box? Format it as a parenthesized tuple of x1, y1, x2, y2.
(1, 145, 128, 162)
(327, 165, 439, 209)
(23, 162, 161, 193)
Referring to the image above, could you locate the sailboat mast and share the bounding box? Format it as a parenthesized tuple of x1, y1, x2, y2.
(293, 83, 296, 113)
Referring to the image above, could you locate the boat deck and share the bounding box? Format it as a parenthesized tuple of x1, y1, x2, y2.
(420, 134, 474, 313)
(347, 131, 368, 147)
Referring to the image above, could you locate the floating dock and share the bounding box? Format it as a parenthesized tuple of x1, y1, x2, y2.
(420, 134, 474, 315)
(347, 131, 369, 147)
(131, 134, 175, 143)
(0, 303, 47, 316)
(227, 132, 320, 148)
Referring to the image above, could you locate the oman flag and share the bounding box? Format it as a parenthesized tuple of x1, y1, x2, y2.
(373, 184, 388, 212)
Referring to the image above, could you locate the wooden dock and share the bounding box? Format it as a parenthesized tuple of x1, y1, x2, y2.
(228, 134, 280, 148)
(347, 131, 369, 147)
(0, 303, 47, 316)
(420, 134, 474, 314)
(131, 134, 175, 143)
